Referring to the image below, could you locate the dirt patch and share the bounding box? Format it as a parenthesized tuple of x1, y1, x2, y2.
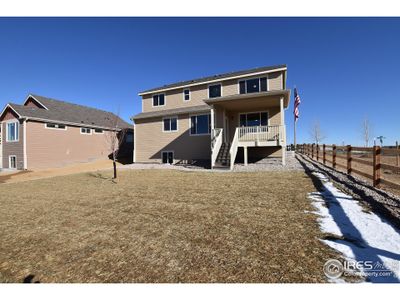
(0, 159, 119, 184)
(0, 169, 337, 283)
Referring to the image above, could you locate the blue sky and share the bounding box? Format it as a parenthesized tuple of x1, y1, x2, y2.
(0, 17, 399, 146)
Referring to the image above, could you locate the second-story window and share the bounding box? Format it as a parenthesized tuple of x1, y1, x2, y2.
(183, 89, 190, 101)
(239, 77, 268, 94)
(81, 127, 92, 134)
(6, 121, 19, 142)
(208, 84, 221, 98)
(153, 94, 165, 107)
(45, 123, 66, 130)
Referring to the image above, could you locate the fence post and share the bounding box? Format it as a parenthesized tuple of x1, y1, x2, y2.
(347, 145, 352, 175)
(316, 144, 319, 161)
(373, 146, 381, 188)
(312, 144, 314, 159)
(323, 144, 326, 165)
(332, 144, 336, 169)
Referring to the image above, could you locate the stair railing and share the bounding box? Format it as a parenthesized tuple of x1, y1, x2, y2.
(211, 128, 223, 168)
(229, 127, 239, 170)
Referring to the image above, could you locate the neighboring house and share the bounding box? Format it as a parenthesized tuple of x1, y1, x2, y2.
(0, 94, 133, 170)
(132, 65, 290, 169)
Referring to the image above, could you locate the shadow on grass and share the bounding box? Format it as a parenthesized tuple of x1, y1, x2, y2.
(87, 172, 117, 184)
(23, 274, 40, 283)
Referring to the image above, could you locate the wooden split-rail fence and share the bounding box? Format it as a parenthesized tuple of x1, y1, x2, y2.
(297, 143, 400, 190)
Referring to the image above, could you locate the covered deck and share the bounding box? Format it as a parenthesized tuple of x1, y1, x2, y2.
(205, 90, 290, 169)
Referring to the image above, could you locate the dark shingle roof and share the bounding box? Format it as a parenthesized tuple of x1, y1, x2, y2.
(8, 94, 132, 129)
(132, 105, 210, 120)
(139, 64, 287, 95)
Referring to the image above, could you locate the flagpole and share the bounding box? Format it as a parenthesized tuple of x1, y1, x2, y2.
(294, 115, 296, 149)
(293, 85, 297, 150)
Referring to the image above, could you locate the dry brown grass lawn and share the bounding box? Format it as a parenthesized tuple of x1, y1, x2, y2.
(0, 169, 337, 283)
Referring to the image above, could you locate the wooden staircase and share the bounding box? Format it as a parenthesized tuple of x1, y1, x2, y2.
(214, 142, 230, 169)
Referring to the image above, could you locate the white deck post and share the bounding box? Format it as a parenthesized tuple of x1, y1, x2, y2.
(244, 146, 248, 166)
(280, 97, 286, 166)
(210, 105, 215, 132)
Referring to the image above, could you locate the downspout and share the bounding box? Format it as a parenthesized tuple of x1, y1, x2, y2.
(23, 118, 28, 169)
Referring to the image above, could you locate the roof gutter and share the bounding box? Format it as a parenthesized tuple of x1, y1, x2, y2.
(18, 116, 125, 131)
(138, 67, 287, 96)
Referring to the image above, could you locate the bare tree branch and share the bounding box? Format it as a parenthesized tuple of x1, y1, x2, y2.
(104, 108, 126, 179)
(361, 116, 373, 147)
(309, 120, 326, 145)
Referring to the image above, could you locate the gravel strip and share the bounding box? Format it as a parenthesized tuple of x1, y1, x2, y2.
(296, 153, 400, 230)
(120, 152, 303, 173)
(233, 151, 303, 172)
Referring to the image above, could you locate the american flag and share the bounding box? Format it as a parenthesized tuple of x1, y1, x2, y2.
(294, 88, 301, 122)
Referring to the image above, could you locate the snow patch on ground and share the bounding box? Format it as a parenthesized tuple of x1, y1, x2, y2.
(308, 172, 400, 283)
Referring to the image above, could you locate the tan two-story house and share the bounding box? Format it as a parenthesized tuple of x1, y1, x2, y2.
(132, 65, 290, 169)
(0, 94, 133, 170)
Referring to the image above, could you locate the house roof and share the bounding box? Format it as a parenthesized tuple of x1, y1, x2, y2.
(132, 104, 210, 121)
(3, 94, 132, 130)
(138, 64, 287, 95)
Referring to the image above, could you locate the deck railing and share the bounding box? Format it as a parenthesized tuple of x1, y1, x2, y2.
(238, 125, 282, 142)
(229, 127, 240, 170)
(211, 128, 223, 168)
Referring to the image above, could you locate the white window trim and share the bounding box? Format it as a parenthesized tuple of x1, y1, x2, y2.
(9, 155, 17, 169)
(45, 123, 67, 130)
(237, 75, 269, 95)
(162, 116, 178, 132)
(183, 88, 191, 102)
(161, 150, 174, 164)
(80, 127, 92, 135)
(208, 83, 223, 99)
(152, 93, 166, 107)
(5, 119, 19, 142)
(238, 111, 270, 127)
(93, 129, 104, 134)
(189, 113, 211, 136)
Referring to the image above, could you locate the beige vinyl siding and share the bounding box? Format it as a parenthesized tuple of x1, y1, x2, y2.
(1, 109, 24, 169)
(142, 84, 209, 113)
(26, 121, 112, 169)
(221, 79, 238, 97)
(135, 114, 211, 163)
(142, 71, 284, 113)
(268, 71, 283, 90)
